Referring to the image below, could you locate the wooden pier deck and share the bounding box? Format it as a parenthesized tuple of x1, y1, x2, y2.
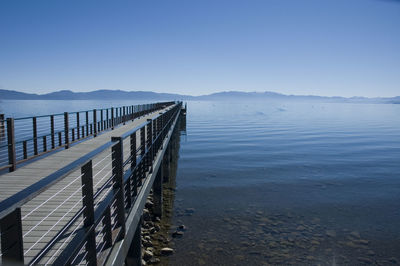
(0, 102, 184, 265)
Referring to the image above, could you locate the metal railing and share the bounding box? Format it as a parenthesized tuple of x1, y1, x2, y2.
(0, 102, 175, 172)
(0, 101, 182, 265)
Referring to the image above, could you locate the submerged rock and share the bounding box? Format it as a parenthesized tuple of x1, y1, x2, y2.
(358, 257, 373, 264)
(161, 247, 174, 256)
(143, 250, 154, 261)
(172, 231, 184, 238)
(350, 231, 361, 239)
(185, 208, 195, 214)
(177, 224, 186, 231)
(326, 230, 336, 237)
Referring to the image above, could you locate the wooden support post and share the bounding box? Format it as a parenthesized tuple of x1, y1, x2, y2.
(33, 117, 38, 155)
(64, 112, 69, 149)
(6, 118, 16, 172)
(153, 166, 163, 218)
(50, 115, 55, 149)
(80, 160, 97, 265)
(125, 217, 142, 266)
(162, 149, 170, 183)
(0, 208, 24, 264)
(111, 137, 126, 239)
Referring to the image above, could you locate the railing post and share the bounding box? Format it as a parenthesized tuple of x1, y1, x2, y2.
(43, 136, 47, 152)
(111, 137, 126, 239)
(0, 114, 4, 137)
(93, 109, 97, 137)
(85, 111, 89, 137)
(23, 141, 27, 160)
(139, 127, 146, 186)
(146, 119, 153, 173)
(80, 160, 97, 265)
(76, 113, 80, 139)
(106, 109, 109, 129)
(33, 117, 38, 155)
(51, 115, 55, 149)
(130, 132, 137, 198)
(58, 132, 62, 146)
(100, 109, 104, 131)
(123, 106, 126, 125)
(111, 107, 114, 130)
(71, 128, 75, 142)
(102, 206, 113, 251)
(6, 118, 16, 172)
(64, 112, 69, 149)
(0, 208, 24, 264)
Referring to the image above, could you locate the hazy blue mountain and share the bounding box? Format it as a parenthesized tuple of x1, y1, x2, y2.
(0, 89, 398, 103)
(0, 89, 41, 100)
(0, 89, 193, 100)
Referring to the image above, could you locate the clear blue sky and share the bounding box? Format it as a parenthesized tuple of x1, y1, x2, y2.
(0, 0, 399, 97)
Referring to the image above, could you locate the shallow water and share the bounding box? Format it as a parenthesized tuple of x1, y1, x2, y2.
(1, 99, 400, 265)
(167, 100, 400, 265)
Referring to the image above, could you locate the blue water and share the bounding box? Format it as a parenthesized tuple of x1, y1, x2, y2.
(169, 100, 400, 265)
(1, 99, 400, 265)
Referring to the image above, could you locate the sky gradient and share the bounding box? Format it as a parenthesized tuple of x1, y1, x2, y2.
(0, 0, 399, 97)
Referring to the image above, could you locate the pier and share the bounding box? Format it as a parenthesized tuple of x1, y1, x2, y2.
(0, 101, 185, 265)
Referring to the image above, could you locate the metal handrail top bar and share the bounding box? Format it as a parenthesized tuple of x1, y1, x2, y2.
(12, 102, 167, 120)
(0, 140, 114, 220)
(118, 111, 164, 140)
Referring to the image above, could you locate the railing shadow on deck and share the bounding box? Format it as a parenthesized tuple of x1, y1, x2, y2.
(0, 102, 183, 265)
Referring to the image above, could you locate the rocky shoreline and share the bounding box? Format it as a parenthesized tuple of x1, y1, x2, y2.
(140, 188, 187, 265)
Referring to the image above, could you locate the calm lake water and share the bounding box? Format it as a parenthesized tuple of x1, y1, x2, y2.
(1, 99, 400, 265)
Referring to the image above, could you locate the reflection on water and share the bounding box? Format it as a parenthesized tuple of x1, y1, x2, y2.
(166, 100, 400, 265)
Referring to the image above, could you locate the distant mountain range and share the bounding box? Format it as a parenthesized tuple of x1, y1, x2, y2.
(1, 89, 399, 104)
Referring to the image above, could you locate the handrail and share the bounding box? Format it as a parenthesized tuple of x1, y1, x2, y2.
(0, 101, 175, 172)
(0, 101, 183, 265)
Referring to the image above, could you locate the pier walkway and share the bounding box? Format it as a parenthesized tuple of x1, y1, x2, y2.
(0, 101, 184, 265)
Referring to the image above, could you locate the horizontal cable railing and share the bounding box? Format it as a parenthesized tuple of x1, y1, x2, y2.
(0, 102, 176, 172)
(0, 101, 183, 265)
